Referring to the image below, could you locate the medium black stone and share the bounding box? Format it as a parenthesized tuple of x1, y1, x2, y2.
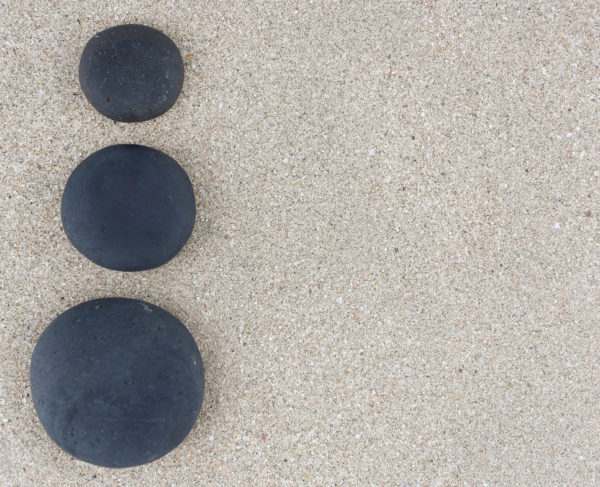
(79, 24, 184, 122)
(61, 144, 195, 271)
(30, 298, 204, 468)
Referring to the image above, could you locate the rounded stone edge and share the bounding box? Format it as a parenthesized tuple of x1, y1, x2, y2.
(78, 24, 185, 123)
(29, 297, 205, 468)
(60, 144, 197, 272)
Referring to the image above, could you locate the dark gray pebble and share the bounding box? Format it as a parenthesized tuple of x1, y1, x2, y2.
(79, 24, 184, 122)
(30, 298, 204, 468)
(61, 144, 196, 272)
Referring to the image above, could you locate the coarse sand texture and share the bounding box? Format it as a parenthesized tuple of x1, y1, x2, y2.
(1, 1, 599, 486)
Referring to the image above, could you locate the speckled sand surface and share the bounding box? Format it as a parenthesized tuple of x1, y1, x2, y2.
(1, 1, 599, 485)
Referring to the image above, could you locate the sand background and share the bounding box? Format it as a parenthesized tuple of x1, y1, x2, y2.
(1, 1, 599, 485)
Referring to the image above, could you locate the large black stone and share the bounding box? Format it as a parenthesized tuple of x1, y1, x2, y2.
(79, 24, 184, 122)
(61, 144, 195, 271)
(30, 298, 204, 468)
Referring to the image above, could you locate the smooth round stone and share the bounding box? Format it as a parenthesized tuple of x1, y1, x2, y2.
(30, 298, 204, 468)
(79, 24, 184, 122)
(61, 144, 195, 271)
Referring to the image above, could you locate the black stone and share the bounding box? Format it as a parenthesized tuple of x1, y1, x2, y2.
(61, 144, 195, 271)
(79, 24, 184, 122)
(30, 298, 204, 468)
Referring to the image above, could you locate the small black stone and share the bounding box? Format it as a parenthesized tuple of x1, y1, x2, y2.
(79, 24, 184, 122)
(61, 144, 195, 271)
(30, 298, 204, 468)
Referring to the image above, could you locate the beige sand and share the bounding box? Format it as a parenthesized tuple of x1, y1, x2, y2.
(1, 1, 599, 485)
